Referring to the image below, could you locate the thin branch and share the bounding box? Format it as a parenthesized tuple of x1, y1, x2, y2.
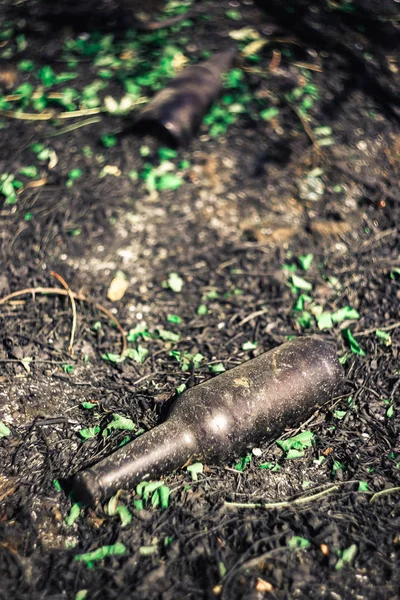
(370, 486, 400, 502)
(224, 485, 339, 509)
(0, 287, 127, 355)
(50, 271, 77, 356)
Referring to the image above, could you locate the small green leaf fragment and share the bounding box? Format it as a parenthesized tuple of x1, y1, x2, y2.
(167, 314, 182, 324)
(197, 304, 208, 316)
(289, 536, 310, 549)
(157, 173, 183, 191)
(81, 402, 97, 409)
(75, 591, 88, 600)
(19, 166, 38, 178)
(124, 345, 149, 363)
(331, 306, 360, 323)
(358, 481, 369, 492)
(139, 545, 158, 556)
(176, 383, 186, 395)
(259, 462, 279, 471)
(62, 364, 74, 374)
(297, 311, 312, 329)
(65, 503, 81, 526)
(286, 448, 305, 459)
(335, 544, 357, 570)
(158, 329, 181, 343)
(0, 421, 11, 438)
(291, 274, 313, 291)
(260, 107, 279, 121)
(298, 253, 314, 270)
(332, 460, 344, 474)
(53, 478, 62, 492)
(209, 363, 226, 374)
(167, 272, 184, 293)
(108, 413, 136, 432)
(79, 426, 101, 440)
(101, 134, 118, 148)
(74, 543, 126, 564)
(375, 329, 391, 346)
(342, 329, 366, 356)
(242, 341, 258, 351)
(234, 453, 252, 472)
(102, 352, 124, 363)
(277, 431, 314, 452)
(133, 499, 143, 511)
(187, 462, 203, 481)
(317, 312, 334, 330)
(333, 410, 347, 420)
(387, 404, 394, 418)
(116, 505, 132, 527)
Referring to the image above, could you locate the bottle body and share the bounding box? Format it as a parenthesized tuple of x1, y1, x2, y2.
(133, 48, 236, 146)
(72, 337, 343, 505)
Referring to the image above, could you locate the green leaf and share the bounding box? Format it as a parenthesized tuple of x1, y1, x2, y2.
(19, 166, 38, 178)
(75, 591, 88, 600)
(289, 536, 310, 549)
(331, 306, 360, 323)
(65, 503, 81, 526)
(101, 134, 118, 148)
(176, 383, 186, 394)
(260, 107, 279, 121)
(79, 426, 101, 440)
(139, 545, 158, 556)
(298, 253, 314, 271)
(286, 448, 305, 459)
(126, 322, 148, 342)
(156, 173, 183, 191)
(187, 462, 204, 481)
(115, 505, 132, 527)
(387, 404, 394, 418)
(158, 147, 177, 161)
(294, 294, 312, 312)
(53, 478, 62, 492)
(197, 304, 208, 316)
(62, 364, 74, 374)
(358, 481, 369, 492)
(342, 328, 366, 356)
(291, 274, 313, 291)
(124, 345, 149, 363)
(18, 59, 35, 72)
(209, 363, 226, 374)
(317, 312, 333, 330)
(333, 410, 347, 420)
(242, 341, 257, 351)
(74, 543, 126, 564)
(225, 9, 242, 20)
(38, 65, 56, 86)
(335, 544, 357, 570)
(158, 329, 181, 343)
(102, 352, 124, 363)
(277, 431, 314, 452)
(332, 460, 344, 474)
(297, 311, 312, 329)
(158, 485, 171, 509)
(107, 413, 136, 432)
(167, 272, 184, 293)
(234, 453, 252, 472)
(81, 402, 97, 409)
(375, 329, 391, 346)
(259, 462, 280, 471)
(167, 314, 182, 324)
(0, 421, 11, 438)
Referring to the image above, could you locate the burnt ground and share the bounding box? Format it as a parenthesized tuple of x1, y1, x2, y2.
(0, 0, 400, 598)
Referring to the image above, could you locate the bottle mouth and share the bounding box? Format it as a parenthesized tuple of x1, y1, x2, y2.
(72, 469, 105, 505)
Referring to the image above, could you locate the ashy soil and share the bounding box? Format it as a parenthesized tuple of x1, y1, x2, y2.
(0, 0, 400, 598)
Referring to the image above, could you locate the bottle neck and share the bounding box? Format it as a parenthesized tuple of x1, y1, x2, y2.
(76, 419, 197, 503)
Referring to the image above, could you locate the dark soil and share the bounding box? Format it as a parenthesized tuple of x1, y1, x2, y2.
(1, 1, 400, 598)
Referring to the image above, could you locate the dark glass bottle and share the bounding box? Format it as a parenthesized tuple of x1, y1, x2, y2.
(72, 337, 343, 504)
(133, 48, 236, 146)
